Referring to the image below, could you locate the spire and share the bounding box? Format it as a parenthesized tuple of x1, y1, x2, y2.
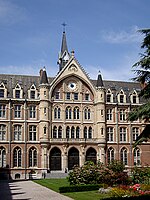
(96, 71, 104, 87)
(58, 23, 70, 71)
(40, 67, 49, 84)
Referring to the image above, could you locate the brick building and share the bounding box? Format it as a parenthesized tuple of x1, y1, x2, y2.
(0, 31, 149, 179)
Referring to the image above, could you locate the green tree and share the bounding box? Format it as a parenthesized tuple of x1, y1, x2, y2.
(128, 29, 150, 146)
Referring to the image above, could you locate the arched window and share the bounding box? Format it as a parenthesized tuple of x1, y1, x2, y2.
(107, 147, 114, 163)
(0, 147, 6, 167)
(84, 127, 87, 139)
(13, 147, 21, 167)
(66, 126, 70, 138)
(73, 107, 79, 119)
(133, 148, 141, 166)
(88, 127, 92, 138)
(0, 124, 6, 141)
(14, 125, 22, 141)
(29, 147, 37, 167)
(120, 147, 127, 165)
(84, 107, 91, 120)
(58, 126, 62, 138)
(54, 107, 61, 119)
(71, 126, 75, 138)
(76, 127, 80, 138)
(66, 106, 72, 119)
(53, 126, 57, 138)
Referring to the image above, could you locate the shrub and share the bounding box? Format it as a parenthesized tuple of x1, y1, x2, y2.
(131, 166, 150, 184)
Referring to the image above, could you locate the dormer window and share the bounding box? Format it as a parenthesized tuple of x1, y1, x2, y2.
(28, 84, 37, 99)
(15, 90, 20, 98)
(106, 89, 113, 103)
(118, 90, 126, 103)
(0, 89, 4, 98)
(13, 84, 22, 99)
(0, 83, 7, 98)
(130, 91, 139, 104)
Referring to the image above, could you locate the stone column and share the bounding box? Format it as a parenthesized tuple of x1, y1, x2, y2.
(80, 145, 86, 166)
(98, 144, 105, 164)
(62, 145, 68, 172)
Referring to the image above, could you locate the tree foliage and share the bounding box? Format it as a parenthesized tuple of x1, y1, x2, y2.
(128, 29, 150, 146)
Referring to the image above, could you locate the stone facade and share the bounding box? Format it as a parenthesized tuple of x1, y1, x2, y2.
(0, 32, 149, 180)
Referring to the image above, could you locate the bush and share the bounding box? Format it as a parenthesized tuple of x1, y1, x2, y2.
(131, 166, 150, 184)
(59, 184, 100, 193)
(67, 160, 129, 186)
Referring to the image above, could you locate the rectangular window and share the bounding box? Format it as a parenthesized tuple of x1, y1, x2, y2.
(55, 92, 60, 99)
(119, 109, 126, 121)
(29, 106, 36, 118)
(85, 94, 90, 101)
(30, 91, 35, 99)
(0, 125, 6, 140)
(106, 109, 112, 120)
(66, 92, 70, 100)
(0, 105, 6, 118)
(0, 89, 4, 98)
(120, 127, 127, 142)
(132, 127, 139, 141)
(133, 96, 136, 103)
(29, 125, 36, 141)
(74, 93, 78, 100)
(107, 127, 113, 142)
(120, 95, 124, 103)
(14, 105, 21, 118)
(107, 94, 111, 102)
(14, 125, 22, 141)
(15, 90, 20, 98)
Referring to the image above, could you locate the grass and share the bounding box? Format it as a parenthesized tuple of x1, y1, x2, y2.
(33, 178, 110, 200)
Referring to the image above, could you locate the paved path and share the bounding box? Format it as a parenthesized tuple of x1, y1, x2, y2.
(0, 180, 73, 200)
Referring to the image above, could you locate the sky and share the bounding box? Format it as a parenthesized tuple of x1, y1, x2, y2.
(0, 0, 149, 81)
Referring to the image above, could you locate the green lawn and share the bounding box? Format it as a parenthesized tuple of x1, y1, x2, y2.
(33, 178, 110, 200)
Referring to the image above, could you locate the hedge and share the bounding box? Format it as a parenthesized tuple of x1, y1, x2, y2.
(59, 184, 100, 193)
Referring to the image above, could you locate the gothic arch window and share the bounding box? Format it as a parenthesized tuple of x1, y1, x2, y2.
(29, 147, 37, 167)
(84, 107, 91, 120)
(120, 147, 128, 165)
(28, 84, 37, 99)
(84, 127, 87, 139)
(58, 126, 62, 138)
(66, 106, 72, 119)
(73, 107, 79, 119)
(13, 83, 23, 99)
(14, 125, 22, 141)
(54, 107, 61, 119)
(107, 147, 115, 163)
(86, 147, 97, 164)
(0, 82, 7, 98)
(106, 89, 113, 103)
(76, 127, 80, 138)
(53, 126, 57, 138)
(88, 127, 92, 138)
(66, 126, 70, 138)
(118, 90, 126, 103)
(13, 147, 22, 167)
(71, 126, 75, 138)
(0, 146, 6, 167)
(130, 90, 139, 104)
(133, 147, 141, 166)
(0, 124, 6, 141)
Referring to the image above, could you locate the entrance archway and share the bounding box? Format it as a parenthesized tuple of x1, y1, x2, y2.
(86, 147, 97, 164)
(68, 147, 79, 170)
(50, 147, 61, 170)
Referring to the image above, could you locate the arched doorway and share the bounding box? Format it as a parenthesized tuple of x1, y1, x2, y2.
(68, 147, 79, 170)
(86, 147, 97, 164)
(50, 147, 61, 170)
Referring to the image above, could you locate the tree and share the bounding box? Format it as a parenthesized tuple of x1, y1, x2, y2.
(128, 29, 150, 146)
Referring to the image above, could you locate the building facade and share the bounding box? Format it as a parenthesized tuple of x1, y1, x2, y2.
(0, 31, 150, 179)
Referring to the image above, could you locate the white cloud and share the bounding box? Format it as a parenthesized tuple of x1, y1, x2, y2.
(0, 0, 26, 25)
(101, 26, 143, 44)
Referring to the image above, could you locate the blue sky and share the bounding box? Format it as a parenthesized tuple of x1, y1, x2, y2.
(0, 0, 149, 81)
